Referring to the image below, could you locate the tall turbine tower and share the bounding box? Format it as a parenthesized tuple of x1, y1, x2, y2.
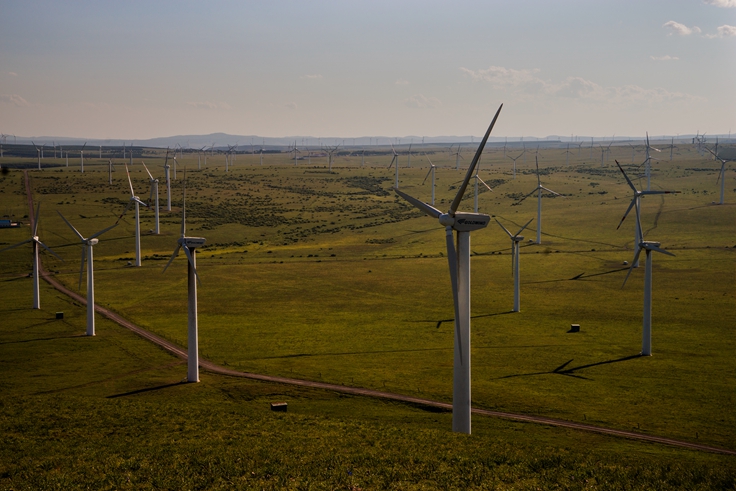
(142, 162, 160, 234)
(643, 132, 661, 191)
(393, 103, 503, 434)
(622, 227, 675, 356)
(388, 144, 399, 188)
(0, 203, 62, 309)
(124, 164, 149, 267)
(80, 142, 87, 173)
(495, 218, 533, 312)
(706, 147, 730, 205)
(57, 212, 117, 336)
(506, 150, 524, 179)
(163, 174, 206, 383)
(421, 153, 437, 206)
(164, 149, 172, 212)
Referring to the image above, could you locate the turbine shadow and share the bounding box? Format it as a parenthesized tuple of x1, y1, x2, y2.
(414, 310, 516, 329)
(107, 381, 185, 399)
(0, 333, 86, 345)
(495, 354, 642, 381)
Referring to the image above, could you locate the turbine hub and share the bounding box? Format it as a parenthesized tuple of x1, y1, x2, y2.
(87, 238, 99, 246)
(439, 213, 454, 227)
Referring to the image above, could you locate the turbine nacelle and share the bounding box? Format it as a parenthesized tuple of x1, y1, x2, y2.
(179, 237, 206, 248)
(452, 212, 490, 232)
(86, 238, 99, 246)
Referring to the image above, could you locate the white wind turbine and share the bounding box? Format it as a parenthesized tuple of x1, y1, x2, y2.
(520, 156, 562, 244)
(388, 143, 400, 188)
(80, 142, 87, 173)
(643, 132, 660, 191)
(451, 144, 464, 170)
(57, 212, 117, 336)
(506, 149, 524, 179)
(407, 143, 412, 168)
(325, 144, 339, 172)
(394, 103, 503, 434)
(107, 159, 116, 185)
(621, 219, 675, 356)
(124, 163, 149, 267)
(163, 149, 172, 212)
(32, 141, 41, 170)
(421, 153, 437, 206)
(163, 173, 206, 383)
(495, 218, 533, 312)
(0, 203, 62, 309)
(142, 161, 160, 234)
(615, 160, 679, 268)
(705, 147, 730, 205)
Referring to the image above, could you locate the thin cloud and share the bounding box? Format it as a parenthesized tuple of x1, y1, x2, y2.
(8, 72, 18, 77)
(662, 21, 701, 36)
(395, 79, 409, 85)
(0, 94, 29, 107)
(703, 0, 736, 7)
(404, 94, 441, 109)
(301, 74, 323, 80)
(284, 102, 298, 110)
(460, 66, 704, 106)
(186, 101, 231, 110)
(650, 55, 679, 61)
(716, 24, 736, 36)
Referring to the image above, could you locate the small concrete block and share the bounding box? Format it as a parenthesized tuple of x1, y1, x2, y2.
(568, 324, 580, 333)
(55, 312, 64, 320)
(270, 402, 288, 412)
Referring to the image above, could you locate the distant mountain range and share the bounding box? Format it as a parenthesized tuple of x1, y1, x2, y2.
(2, 132, 733, 149)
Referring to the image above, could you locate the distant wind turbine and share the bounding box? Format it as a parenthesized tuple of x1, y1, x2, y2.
(495, 218, 534, 312)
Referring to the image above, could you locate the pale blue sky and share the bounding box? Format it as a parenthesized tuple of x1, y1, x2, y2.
(1, 0, 734, 140)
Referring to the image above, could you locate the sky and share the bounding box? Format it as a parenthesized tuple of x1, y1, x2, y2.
(1, 0, 735, 141)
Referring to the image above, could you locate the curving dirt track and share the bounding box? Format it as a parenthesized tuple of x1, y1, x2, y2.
(22, 171, 736, 457)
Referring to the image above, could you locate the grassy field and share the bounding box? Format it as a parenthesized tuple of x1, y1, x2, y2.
(1, 144, 735, 487)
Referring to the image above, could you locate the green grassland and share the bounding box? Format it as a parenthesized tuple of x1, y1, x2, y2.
(1, 144, 735, 488)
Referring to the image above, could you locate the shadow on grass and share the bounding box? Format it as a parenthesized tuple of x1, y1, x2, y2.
(495, 354, 642, 381)
(253, 346, 451, 360)
(526, 267, 630, 284)
(107, 381, 186, 399)
(0, 333, 86, 345)
(413, 310, 516, 329)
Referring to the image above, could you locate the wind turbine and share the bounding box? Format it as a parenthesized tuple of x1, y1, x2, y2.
(520, 156, 562, 244)
(0, 203, 62, 309)
(506, 150, 524, 179)
(388, 143, 399, 188)
(32, 141, 41, 170)
(643, 132, 660, 191)
(325, 144, 339, 172)
(621, 223, 675, 356)
(291, 142, 300, 166)
(57, 212, 117, 336)
(450, 144, 464, 171)
(142, 161, 160, 233)
(421, 153, 437, 206)
(628, 143, 636, 163)
(393, 103, 503, 434)
(164, 149, 172, 212)
(668, 137, 677, 161)
(705, 147, 730, 205)
(124, 163, 149, 267)
(407, 143, 412, 168)
(565, 143, 571, 166)
(80, 142, 87, 173)
(163, 173, 206, 383)
(107, 159, 116, 185)
(495, 218, 533, 312)
(615, 160, 679, 268)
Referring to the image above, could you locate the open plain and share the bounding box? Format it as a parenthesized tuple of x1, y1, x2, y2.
(1, 144, 734, 488)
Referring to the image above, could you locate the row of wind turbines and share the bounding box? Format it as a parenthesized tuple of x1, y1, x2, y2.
(1, 108, 718, 436)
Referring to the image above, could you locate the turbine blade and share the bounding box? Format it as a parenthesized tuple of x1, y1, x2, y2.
(477, 176, 493, 192)
(615, 160, 637, 192)
(33, 202, 41, 236)
(163, 245, 181, 273)
(182, 244, 201, 285)
(449, 103, 503, 214)
(445, 226, 463, 365)
(56, 211, 84, 241)
(78, 247, 85, 290)
(515, 218, 534, 237)
(621, 249, 641, 288)
(535, 156, 541, 186)
(648, 244, 675, 257)
(394, 188, 442, 219)
(421, 167, 433, 185)
(540, 186, 561, 196)
(495, 219, 513, 238)
(125, 163, 135, 197)
(141, 161, 154, 180)
(88, 222, 118, 240)
(616, 198, 637, 230)
(36, 239, 63, 262)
